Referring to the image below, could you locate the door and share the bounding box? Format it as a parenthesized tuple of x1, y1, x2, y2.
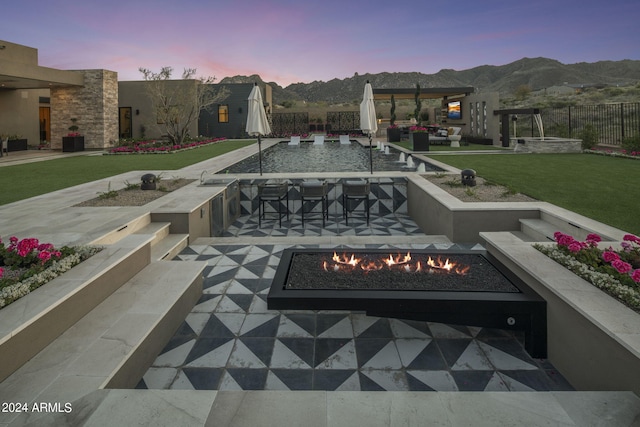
(39, 107, 51, 143)
(119, 107, 132, 139)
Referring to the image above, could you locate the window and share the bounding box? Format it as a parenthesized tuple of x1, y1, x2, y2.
(218, 105, 229, 123)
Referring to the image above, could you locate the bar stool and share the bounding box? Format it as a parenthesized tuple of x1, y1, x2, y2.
(258, 181, 289, 227)
(342, 179, 370, 225)
(299, 180, 329, 227)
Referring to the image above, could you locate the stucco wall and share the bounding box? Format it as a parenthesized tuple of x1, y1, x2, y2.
(118, 80, 199, 140)
(0, 89, 46, 145)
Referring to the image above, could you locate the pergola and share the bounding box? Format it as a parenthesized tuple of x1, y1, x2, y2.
(372, 87, 475, 101)
(494, 108, 541, 147)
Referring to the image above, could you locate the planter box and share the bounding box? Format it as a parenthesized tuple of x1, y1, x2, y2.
(7, 138, 28, 152)
(387, 127, 401, 142)
(482, 231, 640, 395)
(0, 235, 151, 382)
(410, 132, 430, 151)
(62, 136, 85, 152)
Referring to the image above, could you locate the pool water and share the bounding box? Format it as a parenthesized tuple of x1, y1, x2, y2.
(219, 141, 443, 173)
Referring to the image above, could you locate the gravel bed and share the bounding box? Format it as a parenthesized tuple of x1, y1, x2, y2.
(424, 174, 537, 202)
(75, 179, 196, 207)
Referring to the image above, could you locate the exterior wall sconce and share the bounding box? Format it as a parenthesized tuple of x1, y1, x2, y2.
(135, 109, 140, 115)
(238, 107, 243, 114)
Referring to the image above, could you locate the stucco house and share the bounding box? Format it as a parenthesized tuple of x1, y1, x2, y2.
(1, 39, 271, 150)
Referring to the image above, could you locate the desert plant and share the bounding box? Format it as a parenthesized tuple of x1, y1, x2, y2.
(578, 124, 599, 149)
(138, 66, 228, 146)
(97, 182, 119, 199)
(123, 180, 140, 191)
(622, 134, 640, 152)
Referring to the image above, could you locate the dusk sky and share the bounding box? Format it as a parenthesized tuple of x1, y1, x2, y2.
(5, 0, 639, 87)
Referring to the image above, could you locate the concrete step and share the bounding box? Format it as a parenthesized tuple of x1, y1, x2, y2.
(133, 221, 171, 247)
(151, 233, 189, 261)
(0, 260, 205, 424)
(90, 214, 152, 245)
(519, 218, 558, 242)
(0, 233, 154, 384)
(519, 218, 600, 242)
(22, 390, 640, 426)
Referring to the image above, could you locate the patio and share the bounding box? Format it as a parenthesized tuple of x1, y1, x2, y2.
(139, 235, 571, 392)
(0, 140, 638, 425)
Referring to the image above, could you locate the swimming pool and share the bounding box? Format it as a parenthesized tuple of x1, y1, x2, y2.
(218, 140, 443, 173)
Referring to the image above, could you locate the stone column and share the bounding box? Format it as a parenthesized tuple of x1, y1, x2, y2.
(50, 69, 119, 150)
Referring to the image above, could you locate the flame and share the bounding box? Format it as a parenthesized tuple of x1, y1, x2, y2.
(324, 252, 469, 275)
(384, 252, 412, 267)
(333, 252, 361, 267)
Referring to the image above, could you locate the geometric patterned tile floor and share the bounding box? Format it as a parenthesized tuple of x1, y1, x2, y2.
(138, 213, 574, 392)
(221, 212, 424, 238)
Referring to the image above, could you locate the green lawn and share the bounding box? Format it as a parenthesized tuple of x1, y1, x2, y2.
(431, 153, 640, 236)
(0, 140, 255, 206)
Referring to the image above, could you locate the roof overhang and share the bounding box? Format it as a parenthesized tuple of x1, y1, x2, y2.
(372, 87, 475, 101)
(493, 108, 541, 115)
(0, 63, 83, 90)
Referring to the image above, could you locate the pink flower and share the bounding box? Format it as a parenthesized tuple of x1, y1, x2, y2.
(37, 243, 54, 251)
(602, 250, 620, 262)
(0, 267, 3, 278)
(631, 269, 640, 283)
(568, 242, 583, 253)
(38, 251, 52, 263)
(623, 234, 640, 245)
(586, 233, 601, 244)
(611, 259, 633, 274)
(16, 238, 39, 257)
(558, 235, 575, 247)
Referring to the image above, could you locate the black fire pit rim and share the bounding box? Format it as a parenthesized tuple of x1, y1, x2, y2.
(271, 248, 541, 298)
(267, 247, 547, 359)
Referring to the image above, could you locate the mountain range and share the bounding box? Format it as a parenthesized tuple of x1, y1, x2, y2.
(219, 57, 640, 104)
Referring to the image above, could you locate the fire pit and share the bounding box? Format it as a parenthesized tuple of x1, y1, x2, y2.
(268, 249, 547, 358)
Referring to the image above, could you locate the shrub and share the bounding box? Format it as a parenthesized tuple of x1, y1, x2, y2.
(622, 134, 640, 152)
(578, 124, 599, 149)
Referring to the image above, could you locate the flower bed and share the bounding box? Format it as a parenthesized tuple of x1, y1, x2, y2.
(535, 232, 640, 312)
(585, 149, 640, 159)
(108, 137, 226, 154)
(0, 236, 101, 308)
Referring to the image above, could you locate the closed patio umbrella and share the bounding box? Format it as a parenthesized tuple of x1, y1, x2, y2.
(360, 80, 378, 174)
(246, 83, 271, 175)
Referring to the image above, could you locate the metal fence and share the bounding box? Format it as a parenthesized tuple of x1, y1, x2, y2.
(270, 112, 309, 136)
(539, 103, 640, 146)
(326, 111, 361, 134)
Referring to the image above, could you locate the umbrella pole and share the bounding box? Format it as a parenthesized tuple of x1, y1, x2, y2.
(369, 134, 373, 174)
(258, 136, 263, 176)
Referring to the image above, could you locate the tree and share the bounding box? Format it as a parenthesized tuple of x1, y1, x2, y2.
(390, 94, 396, 126)
(138, 67, 228, 145)
(414, 83, 422, 125)
(514, 85, 532, 101)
